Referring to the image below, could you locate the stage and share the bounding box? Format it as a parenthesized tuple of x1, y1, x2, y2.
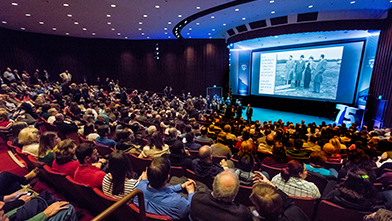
(241, 107, 335, 125)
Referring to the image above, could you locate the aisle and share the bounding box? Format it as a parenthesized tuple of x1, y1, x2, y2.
(0, 145, 28, 176)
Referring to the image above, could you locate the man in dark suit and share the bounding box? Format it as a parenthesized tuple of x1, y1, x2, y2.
(294, 55, 305, 87)
(313, 54, 328, 93)
(246, 103, 253, 123)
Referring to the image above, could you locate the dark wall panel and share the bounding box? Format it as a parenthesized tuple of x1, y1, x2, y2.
(0, 28, 228, 96)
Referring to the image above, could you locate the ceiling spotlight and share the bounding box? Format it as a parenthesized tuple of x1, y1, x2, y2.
(187, 33, 190, 35)
(350, 1, 355, 3)
(139, 22, 142, 25)
(168, 36, 171, 38)
(189, 36, 191, 38)
(242, 17, 246, 20)
(82, 28, 87, 30)
(189, 28, 192, 30)
(165, 32, 167, 34)
(21, 27, 25, 30)
(196, 6, 200, 9)
(155, 5, 160, 8)
(275, 35, 278, 38)
(111, 4, 116, 7)
(125, 37, 128, 39)
(178, 14, 182, 17)
(66, 33, 69, 35)
(107, 15, 111, 17)
(211, 16, 215, 18)
(2, 21, 7, 24)
(39, 21, 44, 25)
(67, 14, 72, 17)
(92, 33, 96, 35)
(25, 14, 31, 17)
(147, 37, 150, 39)
(196, 23, 200, 25)
(269, 0, 274, 3)
(212, 29, 215, 31)
(209, 37, 212, 39)
(63, 3, 69, 6)
(308, 5, 313, 8)
(107, 22, 111, 25)
(235, 9, 239, 11)
(208, 33, 211, 35)
(52, 28, 57, 30)
(168, 21, 172, 24)
(111, 28, 115, 30)
(11, 3, 18, 6)
(223, 23, 226, 26)
(271, 11, 276, 14)
(143, 14, 148, 17)
(138, 28, 142, 30)
(74, 22, 79, 25)
(117, 33, 121, 35)
(142, 33, 145, 35)
(164, 27, 167, 30)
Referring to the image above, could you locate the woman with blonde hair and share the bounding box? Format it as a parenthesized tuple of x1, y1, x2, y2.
(38, 132, 61, 167)
(329, 136, 347, 154)
(19, 127, 40, 157)
(238, 140, 255, 156)
(52, 139, 79, 177)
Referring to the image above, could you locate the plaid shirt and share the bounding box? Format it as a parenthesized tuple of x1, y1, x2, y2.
(271, 173, 321, 199)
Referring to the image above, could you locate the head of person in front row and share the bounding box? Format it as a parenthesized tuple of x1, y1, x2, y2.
(281, 160, 307, 181)
(250, 183, 284, 220)
(212, 170, 240, 203)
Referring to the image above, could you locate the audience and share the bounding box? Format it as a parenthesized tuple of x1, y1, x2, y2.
(19, 127, 40, 157)
(139, 132, 170, 159)
(52, 139, 79, 177)
(38, 131, 61, 167)
(211, 132, 232, 159)
(184, 132, 202, 150)
(191, 145, 226, 178)
(262, 141, 289, 168)
(96, 125, 116, 148)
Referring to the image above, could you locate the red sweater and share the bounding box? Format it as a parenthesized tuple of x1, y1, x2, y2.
(52, 160, 79, 177)
(74, 165, 106, 188)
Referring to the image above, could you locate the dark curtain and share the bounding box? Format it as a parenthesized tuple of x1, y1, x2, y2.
(0, 28, 228, 96)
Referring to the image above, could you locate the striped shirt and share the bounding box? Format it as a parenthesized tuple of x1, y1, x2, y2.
(102, 173, 139, 199)
(271, 173, 321, 199)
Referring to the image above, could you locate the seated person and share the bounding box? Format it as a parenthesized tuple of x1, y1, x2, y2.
(190, 170, 253, 221)
(74, 143, 106, 188)
(323, 143, 341, 163)
(191, 145, 227, 178)
(330, 136, 347, 155)
(184, 132, 201, 151)
(162, 140, 193, 169)
(211, 132, 232, 159)
(0, 108, 12, 134)
(47, 108, 58, 124)
(234, 154, 255, 186)
(305, 151, 338, 178)
(258, 134, 274, 154)
(19, 127, 40, 157)
(286, 139, 309, 158)
(83, 123, 99, 141)
(115, 128, 142, 155)
(0, 170, 38, 197)
(271, 160, 320, 199)
(134, 157, 195, 220)
(38, 132, 61, 167)
(102, 150, 141, 199)
(53, 113, 78, 136)
(52, 139, 79, 177)
(11, 122, 28, 148)
(164, 128, 178, 146)
(195, 126, 213, 145)
(139, 132, 170, 159)
(96, 125, 116, 148)
(262, 141, 289, 168)
(302, 135, 321, 152)
(250, 172, 309, 221)
(324, 167, 391, 212)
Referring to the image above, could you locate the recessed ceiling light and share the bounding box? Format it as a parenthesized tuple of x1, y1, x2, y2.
(107, 15, 111, 17)
(141, 33, 145, 35)
(52, 28, 57, 30)
(223, 23, 226, 26)
(107, 22, 111, 25)
(196, 6, 200, 9)
(208, 33, 211, 35)
(196, 23, 200, 25)
(82, 27, 87, 30)
(138, 28, 142, 30)
(139, 22, 142, 25)
(74, 22, 79, 25)
(164, 27, 167, 30)
(66, 33, 69, 35)
(189, 36, 192, 38)
(143, 14, 148, 17)
(155, 5, 160, 8)
(275, 35, 278, 38)
(165, 32, 167, 34)
(178, 15, 182, 17)
(168, 21, 172, 24)
(25, 14, 31, 17)
(111, 28, 115, 30)
(269, 0, 274, 3)
(235, 9, 239, 11)
(63, 3, 69, 7)
(209, 37, 212, 39)
(11, 3, 18, 6)
(111, 4, 116, 7)
(308, 5, 313, 8)
(211, 16, 215, 18)
(350, 1, 355, 4)
(21, 27, 25, 30)
(271, 11, 276, 14)
(125, 37, 128, 39)
(189, 28, 192, 30)
(187, 33, 190, 35)
(2, 21, 7, 24)
(67, 14, 72, 17)
(117, 33, 121, 35)
(92, 33, 96, 35)
(39, 21, 44, 25)
(242, 17, 246, 20)
(212, 29, 215, 31)
(147, 37, 150, 39)
(168, 36, 171, 38)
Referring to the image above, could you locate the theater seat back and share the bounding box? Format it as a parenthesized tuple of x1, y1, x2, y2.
(314, 200, 371, 221)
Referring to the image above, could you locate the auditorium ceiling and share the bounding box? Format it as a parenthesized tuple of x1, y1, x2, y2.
(0, 0, 391, 40)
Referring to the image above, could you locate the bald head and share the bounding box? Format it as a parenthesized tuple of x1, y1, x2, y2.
(212, 170, 240, 202)
(199, 145, 212, 160)
(266, 134, 274, 145)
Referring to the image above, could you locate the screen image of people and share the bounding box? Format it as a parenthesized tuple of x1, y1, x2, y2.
(258, 46, 344, 100)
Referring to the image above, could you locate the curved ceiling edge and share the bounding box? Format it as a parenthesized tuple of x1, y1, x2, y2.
(172, 0, 256, 39)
